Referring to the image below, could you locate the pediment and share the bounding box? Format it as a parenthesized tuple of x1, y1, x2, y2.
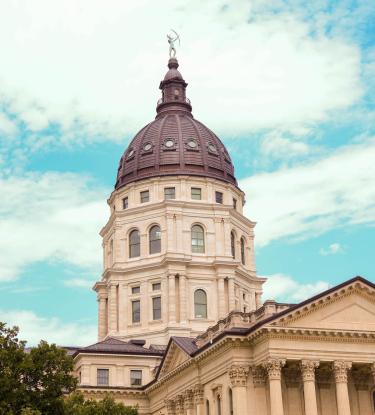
(273, 282, 375, 332)
(158, 342, 190, 378)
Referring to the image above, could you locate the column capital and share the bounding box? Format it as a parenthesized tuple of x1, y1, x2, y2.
(193, 384, 204, 404)
(300, 360, 320, 382)
(252, 366, 267, 387)
(184, 389, 194, 409)
(333, 361, 352, 383)
(165, 399, 176, 415)
(262, 358, 286, 380)
(175, 395, 184, 413)
(229, 364, 249, 387)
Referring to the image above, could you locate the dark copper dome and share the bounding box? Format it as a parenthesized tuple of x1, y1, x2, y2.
(115, 58, 237, 190)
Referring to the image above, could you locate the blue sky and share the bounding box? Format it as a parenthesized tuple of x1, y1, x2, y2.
(0, 0, 374, 346)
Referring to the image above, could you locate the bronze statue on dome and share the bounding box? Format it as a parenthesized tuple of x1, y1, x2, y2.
(167, 29, 180, 58)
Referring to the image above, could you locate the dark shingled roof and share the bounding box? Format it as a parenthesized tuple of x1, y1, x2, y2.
(171, 336, 198, 356)
(73, 337, 164, 358)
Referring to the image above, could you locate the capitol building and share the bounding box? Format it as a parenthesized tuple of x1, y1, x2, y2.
(71, 51, 375, 415)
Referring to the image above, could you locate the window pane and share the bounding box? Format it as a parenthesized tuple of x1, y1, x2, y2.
(191, 225, 205, 253)
(152, 283, 161, 291)
(130, 370, 142, 386)
(132, 300, 140, 323)
(153, 296, 161, 320)
(131, 286, 140, 294)
(191, 187, 202, 200)
(129, 230, 140, 258)
(164, 187, 175, 200)
(97, 368, 109, 386)
(231, 232, 235, 258)
(149, 226, 161, 254)
(215, 191, 223, 204)
(194, 289, 207, 318)
(140, 190, 149, 203)
(241, 238, 245, 265)
(122, 197, 128, 209)
(233, 198, 237, 209)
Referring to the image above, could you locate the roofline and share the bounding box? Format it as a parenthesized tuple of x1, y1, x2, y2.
(73, 349, 164, 358)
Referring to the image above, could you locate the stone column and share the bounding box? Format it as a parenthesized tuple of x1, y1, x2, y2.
(228, 277, 235, 311)
(118, 283, 128, 333)
(161, 276, 168, 323)
(165, 399, 176, 415)
(168, 275, 176, 324)
(333, 361, 352, 415)
(262, 358, 286, 415)
(97, 292, 107, 340)
(108, 283, 118, 333)
(179, 274, 187, 323)
(229, 365, 249, 414)
(184, 390, 194, 415)
(255, 292, 262, 309)
(175, 395, 184, 415)
(194, 384, 204, 415)
(300, 360, 319, 415)
(217, 276, 225, 318)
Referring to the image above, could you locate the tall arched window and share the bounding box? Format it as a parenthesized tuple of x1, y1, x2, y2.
(129, 229, 140, 258)
(149, 225, 161, 254)
(240, 237, 246, 265)
(194, 289, 207, 318)
(191, 225, 205, 253)
(231, 231, 235, 258)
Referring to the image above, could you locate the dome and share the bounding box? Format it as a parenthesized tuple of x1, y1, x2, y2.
(115, 58, 237, 190)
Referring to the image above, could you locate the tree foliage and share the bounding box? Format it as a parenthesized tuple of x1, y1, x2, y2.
(0, 322, 137, 415)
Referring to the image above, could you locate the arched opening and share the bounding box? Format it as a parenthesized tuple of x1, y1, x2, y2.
(229, 388, 233, 415)
(194, 289, 207, 318)
(241, 237, 246, 265)
(149, 225, 161, 254)
(191, 224, 205, 253)
(206, 400, 210, 415)
(129, 229, 140, 258)
(231, 231, 235, 258)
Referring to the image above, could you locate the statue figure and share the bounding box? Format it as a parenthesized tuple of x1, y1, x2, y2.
(167, 29, 180, 58)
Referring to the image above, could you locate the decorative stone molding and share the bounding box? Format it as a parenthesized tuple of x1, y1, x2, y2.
(252, 366, 266, 387)
(262, 358, 286, 380)
(300, 360, 320, 382)
(175, 395, 184, 413)
(229, 364, 249, 387)
(193, 384, 204, 405)
(184, 389, 194, 409)
(165, 399, 176, 415)
(333, 361, 352, 383)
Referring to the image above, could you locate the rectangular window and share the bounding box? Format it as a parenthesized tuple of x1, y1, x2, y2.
(130, 369, 142, 386)
(164, 187, 175, 200)
(152, 282, 161, 291)
(122, 197, 128, 209)
(131, 286, 140, 294)
(215, 191, 223, 204)
(132, 300, 140, 323)
(140, 190, 149, 203)
(233, 198, 237, 209)
(152, 296, 161, 320)
(97, 368, 109, 386)
(191, 187, 202, 200)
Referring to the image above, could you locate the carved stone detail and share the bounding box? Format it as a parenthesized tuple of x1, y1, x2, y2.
(262, 358, 286, 381)
(194, 384, 204, 405)
(229, 365, 249, 387)
(333, 361, 352, 383)
(252, 366, 266, 387)
(184, 389, 194, 409)
(300, 360, 320, 382)
(175, 395, 184, 413)
(165, 399, 176, 415)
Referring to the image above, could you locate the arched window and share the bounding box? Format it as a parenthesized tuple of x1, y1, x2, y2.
(206, 400, 210, 415)
(149, 225, 161, 254)
(129, 229, 140, 258)
(229, 388, 233, 415)
(194, 289, 207, 318)
(191, 225, 205, 253)
(231, 231, 235, 258)
(240, 237, 246, 265)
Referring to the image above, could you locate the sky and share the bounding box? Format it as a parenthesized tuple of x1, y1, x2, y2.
(0, 0, 374, 346)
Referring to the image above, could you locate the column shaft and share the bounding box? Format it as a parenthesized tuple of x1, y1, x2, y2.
(168, 275, 176, 323)
(333, 361, 352, 415)
(118, 283, 128, 332)
(300, 360, 319, 415)
(217, 277, 225, 318)
(179, 275, 187, 323)
(108, 284, 118, 333)
(263, 359, 286, 415)
(228, 278, 235, 311)
(98, 296, 107, 340)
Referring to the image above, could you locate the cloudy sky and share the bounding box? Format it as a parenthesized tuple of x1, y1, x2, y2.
(0, 0, 374, 346)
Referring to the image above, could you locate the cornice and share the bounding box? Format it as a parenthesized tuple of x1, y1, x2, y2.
(78, 386, 147, 397)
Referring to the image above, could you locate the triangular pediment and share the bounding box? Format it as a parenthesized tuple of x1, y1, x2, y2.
(272, 279, 375, 332)
(158, 341, 191, 378)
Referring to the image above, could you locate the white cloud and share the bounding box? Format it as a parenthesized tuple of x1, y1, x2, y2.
(320, 242, 344, 256)
(260, 130, 311, 160)
(0, 113, 18, 136)
(0, 309, 96, 346)
(262, 273, 330, 303)
(64, 278, 95, 289)
(240, 138, 375, 246)
(0, 172, 108, 281)
(0, 0, 363, 144)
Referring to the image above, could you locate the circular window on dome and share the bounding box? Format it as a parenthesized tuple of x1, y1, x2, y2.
(164, 138, 175, 149)
(207, 142, 218, 155)
(143, 142, 152, 152)
(187, 139, 198, 149)
(127, 149, 135, 159)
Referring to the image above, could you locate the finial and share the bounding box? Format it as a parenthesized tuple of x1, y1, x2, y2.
(167, 29, 180, 58)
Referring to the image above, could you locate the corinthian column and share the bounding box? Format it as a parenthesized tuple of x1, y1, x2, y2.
(229, 364, 249, 414)
(300, 360, 319, 415)
(194, 384, 204, 415)
(333, 361, 352, 415)
(184, 390, 194, 415)
(262, 358, 286, 415)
